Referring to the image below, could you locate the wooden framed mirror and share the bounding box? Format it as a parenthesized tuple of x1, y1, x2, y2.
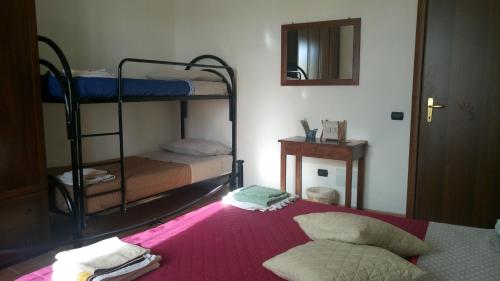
(281, 18, 361, 86)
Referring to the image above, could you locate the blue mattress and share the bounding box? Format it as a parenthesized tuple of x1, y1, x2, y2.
(41, 75, 193, 102)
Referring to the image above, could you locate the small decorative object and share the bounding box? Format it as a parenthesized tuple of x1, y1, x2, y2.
(300, 119, 318, 140)
(305, 129, 318, 140)
(321, 120, 347, 142)
(300, 118, 310, 131)
(337, 120, 347, 143)
(321, 120, 339, 141)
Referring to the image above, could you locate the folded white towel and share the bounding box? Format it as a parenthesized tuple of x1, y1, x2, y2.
(58, 174, 115, 186)
(52, 254, 161, 281)
(63, 168, 108, 180)
(91, 254, 161, 281)
(52, 237, 150, 281)
(58, 168, 115, 186)
(222, 191, 298, 212)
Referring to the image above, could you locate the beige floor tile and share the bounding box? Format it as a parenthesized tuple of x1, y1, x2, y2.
(9, 254, 50, 275)
(0, 268, 21, 281)
(4, 182, 228, 278)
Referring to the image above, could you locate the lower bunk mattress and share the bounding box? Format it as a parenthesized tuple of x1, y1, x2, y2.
(19, 200, 500, 281)
(52, 151, 232, 214)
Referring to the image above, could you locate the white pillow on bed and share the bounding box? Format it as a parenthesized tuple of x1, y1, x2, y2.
(161, 139, 231, 156)
(263, 240, 426, 281)
(146, 69, 222, 82)
(294, 212, 429, 257)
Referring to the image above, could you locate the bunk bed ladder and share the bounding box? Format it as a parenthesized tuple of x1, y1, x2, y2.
(77, 100, 127, 218)
(75, 71, 127, 220)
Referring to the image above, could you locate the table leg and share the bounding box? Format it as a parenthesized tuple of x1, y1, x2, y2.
(295, 156, 302, 198)
(357, 158, 365, 210)
(280, 145, 287, 192)
(345, 158, 353, 208)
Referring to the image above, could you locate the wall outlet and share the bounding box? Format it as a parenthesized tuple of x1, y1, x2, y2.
(318, 169, 328, 177)
(391, 111, 404, 120)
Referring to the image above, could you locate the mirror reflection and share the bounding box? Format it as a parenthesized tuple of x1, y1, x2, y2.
(281, 18, 360, 85)
(287, 25, 354, 80)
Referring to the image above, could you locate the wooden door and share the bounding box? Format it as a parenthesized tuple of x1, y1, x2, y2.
(0, 0, 49, 266)
(409, 0, 500, 227)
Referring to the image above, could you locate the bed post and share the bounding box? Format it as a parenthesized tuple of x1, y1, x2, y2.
(228, 67, 238, 190)
(38, 36, 84, 240)
(71, 106, 82, 242)
(76, 104, 87, 232)
(180, 101, 187, 138)
(117, 62, 127, 217)
(237, 160, 244, 188)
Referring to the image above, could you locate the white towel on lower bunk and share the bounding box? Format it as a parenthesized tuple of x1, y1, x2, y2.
(63, 168, 108, 179)
(58, 168, 115, 186)
(222, 191, 298, 212)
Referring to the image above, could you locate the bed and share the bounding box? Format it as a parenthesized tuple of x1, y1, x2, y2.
(41, 75, 228, 102)
(18, 199, 500, 281)
(38, 35, 240, 240)
(52, 151, 232, 214)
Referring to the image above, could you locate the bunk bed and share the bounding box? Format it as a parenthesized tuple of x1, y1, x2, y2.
(37, 36, 244, 240)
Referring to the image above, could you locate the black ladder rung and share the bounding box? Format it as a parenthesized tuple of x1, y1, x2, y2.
(82, 159, 122, 169)
(87, 188, 122, 198)
(81, 132, 120, 138)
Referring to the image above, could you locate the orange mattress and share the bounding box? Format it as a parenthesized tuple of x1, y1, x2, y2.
(50, 156, 191, 214)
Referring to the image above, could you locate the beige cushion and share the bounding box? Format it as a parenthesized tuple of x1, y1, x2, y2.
(161, 138, 231, 156)
(263, 240, 426, 281)
(294, 212, 429, 257)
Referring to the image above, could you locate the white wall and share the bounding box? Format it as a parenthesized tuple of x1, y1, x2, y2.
(36, 0, 418, 214)
(173, 0, 418, 214)
(36, 0, 179, 167)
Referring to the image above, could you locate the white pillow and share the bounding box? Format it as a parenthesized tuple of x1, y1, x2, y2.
(294, 212, 429, 257)
(146, 69, 222, 82)
(263, 240, 426, 281)
(161, 139, 231, 156)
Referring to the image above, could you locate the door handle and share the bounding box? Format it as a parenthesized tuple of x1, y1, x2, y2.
(427, 97, 447, 122)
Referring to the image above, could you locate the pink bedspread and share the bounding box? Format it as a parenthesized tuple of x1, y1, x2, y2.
(18, 200, 428, 281)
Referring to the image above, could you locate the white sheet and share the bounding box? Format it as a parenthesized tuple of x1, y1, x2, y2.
(146, 69, 223, 82)
(191, 80, 228, 95)
(140, 150, 232, 183)
(418, 222, 500, 281)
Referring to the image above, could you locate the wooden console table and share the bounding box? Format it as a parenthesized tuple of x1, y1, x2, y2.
(279, 137, 367, 209)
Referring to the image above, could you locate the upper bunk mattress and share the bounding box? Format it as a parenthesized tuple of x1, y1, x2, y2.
(41, 75, 228, 102)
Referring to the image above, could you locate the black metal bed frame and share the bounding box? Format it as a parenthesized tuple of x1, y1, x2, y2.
(38, 36, 244, 241)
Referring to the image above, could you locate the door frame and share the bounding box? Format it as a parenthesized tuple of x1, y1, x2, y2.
(406, 0, 428, 218)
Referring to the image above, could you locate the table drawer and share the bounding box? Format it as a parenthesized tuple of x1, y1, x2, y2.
(283, 142, 301, 155)
(301, 143, 350, 159)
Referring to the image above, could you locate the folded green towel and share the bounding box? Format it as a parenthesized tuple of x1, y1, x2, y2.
(233, 192, 290, 207)
(233, 185, 290, 207)
(237, 185, 286, 198)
